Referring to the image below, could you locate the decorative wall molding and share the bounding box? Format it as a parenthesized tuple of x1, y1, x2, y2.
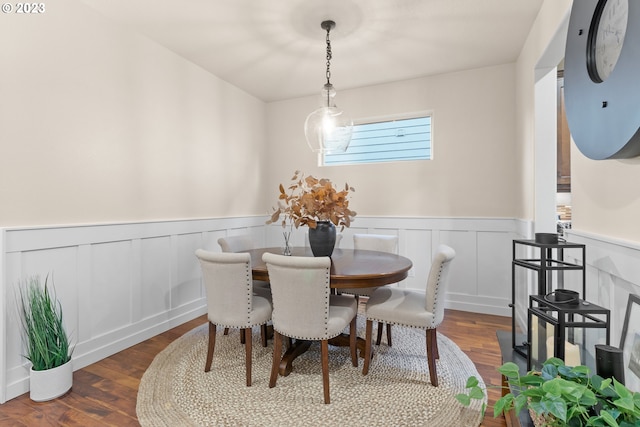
(0, 217, 266, 403)
(275, 216, 527, 318)
(1, 215, 527, 403)
(564, 230, 640, 349)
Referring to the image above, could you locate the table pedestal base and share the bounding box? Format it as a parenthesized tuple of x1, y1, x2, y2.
(278, 334, 369, 377)
(278, 340, 312, 376)
(328, 334, 367, 358)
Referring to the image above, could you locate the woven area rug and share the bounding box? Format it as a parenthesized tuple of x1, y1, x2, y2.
(137, 319, 486, 427)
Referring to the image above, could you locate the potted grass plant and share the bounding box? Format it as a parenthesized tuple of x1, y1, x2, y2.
(456, 357, 640, 427)
(18, 275, 74, 401)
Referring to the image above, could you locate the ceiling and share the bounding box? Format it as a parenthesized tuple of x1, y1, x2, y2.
(79, 0, 545, 102)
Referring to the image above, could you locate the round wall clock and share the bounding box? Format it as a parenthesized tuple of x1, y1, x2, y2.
(586, 0, 628, 83)
(564, 0, 640, 160)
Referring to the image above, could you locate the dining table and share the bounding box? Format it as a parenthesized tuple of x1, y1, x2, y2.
(247, 246, 413, 376)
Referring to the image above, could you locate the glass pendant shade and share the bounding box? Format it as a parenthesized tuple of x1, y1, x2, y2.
(304, 83, 353, 154)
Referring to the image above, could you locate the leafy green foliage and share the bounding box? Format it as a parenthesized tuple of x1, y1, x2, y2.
(19, 275, 73, 371)
(456, 358, 640, 426)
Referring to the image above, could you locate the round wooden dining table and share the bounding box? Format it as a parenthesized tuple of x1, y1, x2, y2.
(247, 247, 413, 376)
(248, 247, 413, 289)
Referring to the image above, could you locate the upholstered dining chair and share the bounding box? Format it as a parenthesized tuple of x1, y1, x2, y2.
(218, 235, 271, 340)
(262, 252, 358, 404)
(195, 250, 273, 386)
(341, 234, 399, 346)
(218, 235, 270, 293)
(362, 244, 456, 387)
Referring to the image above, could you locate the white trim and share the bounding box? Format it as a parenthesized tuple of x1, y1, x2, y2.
(352, 109, 435, 126)
(565, 229, 640, 351)
(0, 229, 6, 404)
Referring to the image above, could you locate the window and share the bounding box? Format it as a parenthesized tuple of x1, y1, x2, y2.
(323, 114, 432, 166)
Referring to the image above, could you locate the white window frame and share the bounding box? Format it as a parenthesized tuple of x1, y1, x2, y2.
(321, 111, 433, 166)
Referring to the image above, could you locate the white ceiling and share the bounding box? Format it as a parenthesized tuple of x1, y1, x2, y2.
(79, 0, 545, 102)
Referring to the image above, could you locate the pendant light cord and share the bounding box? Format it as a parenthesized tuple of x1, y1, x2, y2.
(325, 26, 332, 86)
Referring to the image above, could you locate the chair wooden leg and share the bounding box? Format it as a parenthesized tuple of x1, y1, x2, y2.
(426, 328, 438, 387)
(269, 331, 283, 388)
(223, 327, 229, 335)
(261, 324, 268, 347)
(375, 321, 384, 345)
(363, 319, 373, 375)
(386, 323, 392, 347)
(349, 316, 358, 367)
(434, 331, 440, 360)
(240, 329, 246, 344)
(244, 328, 252, 386)
(205, 322, 216, 372)
(321, 340, 330, 404)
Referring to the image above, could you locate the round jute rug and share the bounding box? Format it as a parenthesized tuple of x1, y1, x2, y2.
(137, 319, 485, 427)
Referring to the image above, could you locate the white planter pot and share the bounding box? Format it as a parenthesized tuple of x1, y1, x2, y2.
(30, 360, 73, 401)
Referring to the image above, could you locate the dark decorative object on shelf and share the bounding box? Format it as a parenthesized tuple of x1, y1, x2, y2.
(535, 233, 559, 244)
(544, 289, 579, 305)
(596, 344, 625, 384)
(308, 220, 336, 257)
(528, 294, 610, 372)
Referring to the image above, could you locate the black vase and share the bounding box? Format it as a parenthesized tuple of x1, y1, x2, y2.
(308, 221, 336, 257)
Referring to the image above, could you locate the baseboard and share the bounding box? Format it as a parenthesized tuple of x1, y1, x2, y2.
(447, 294, 511, 317)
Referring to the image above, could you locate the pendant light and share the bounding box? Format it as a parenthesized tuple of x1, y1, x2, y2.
(304, 20, 353, 154)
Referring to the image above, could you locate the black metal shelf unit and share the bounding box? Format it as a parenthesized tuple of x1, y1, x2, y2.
(511, 239, 586, 359)
(527, 294, 610, 371)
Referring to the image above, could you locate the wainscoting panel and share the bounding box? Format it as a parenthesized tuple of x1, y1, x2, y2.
(1, 215, 525, 403)
(140, 237, 173, 321)
(174, 233, 206, 309)
(564, 230, 640, 348)
(91, 241, 134, 337)
(267, 216, 523, 316)
(478, 231, 516, 299)
(0, 217, 267, 403)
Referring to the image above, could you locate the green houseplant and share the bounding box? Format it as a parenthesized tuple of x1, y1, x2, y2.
(19, 275, 74, 401)
(456, 358, 640, 427)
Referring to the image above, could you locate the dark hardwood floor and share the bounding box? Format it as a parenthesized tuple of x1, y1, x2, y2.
(0, 309, 510, 427)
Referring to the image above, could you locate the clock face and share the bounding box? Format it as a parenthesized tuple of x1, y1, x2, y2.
(588, 0, 629, 82)
(565, 0, 640, 160)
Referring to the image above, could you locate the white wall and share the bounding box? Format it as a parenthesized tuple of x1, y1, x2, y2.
(0, 0, 267, 227)
(3, 0, 640, 402)
(265, 64, 520, 219)
(534, 68, 560, 234)
(572, 150, 640, 241)
(515, 0, 573, 221)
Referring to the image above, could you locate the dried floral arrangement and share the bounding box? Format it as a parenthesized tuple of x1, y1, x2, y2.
(267, 170, 357, 230)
